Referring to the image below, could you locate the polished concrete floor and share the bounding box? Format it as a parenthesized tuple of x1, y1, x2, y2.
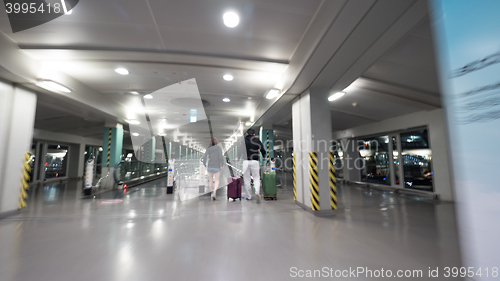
(0, 173, 463, 281)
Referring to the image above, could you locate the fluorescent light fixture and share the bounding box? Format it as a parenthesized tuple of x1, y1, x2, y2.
(190, 116, 197, 122)
(143, 94, 153, 99)
(115, 68, 129, 75)
(223, 74, 233, 81)
(132, 133, 139, 137)
(36, 80, 71, 93)
(245, 121, 252, 126)
(223, 12, 239, 28)
(130, 91, 139, 95)
(328, 92, 346, 101)
(126, 119, 140, 125)
(223, 98, 230, 102)
(266, 88, 280, 99)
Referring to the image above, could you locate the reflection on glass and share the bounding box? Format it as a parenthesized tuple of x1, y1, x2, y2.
(360, 136, 390, 185)
(333, 140, 344, 179)
(401, 130, 433, 192)
(29, 141, 37, 182)
(44, 144, 68, 179)
(392, 137, 400, 185)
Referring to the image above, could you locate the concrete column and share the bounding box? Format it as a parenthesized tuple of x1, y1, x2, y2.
(292, 88, 333, 212)
(161, 137, 168, 164)
(142, 137, 155, 163)
(0, 82, 37, 215)
(430, 0, 500, 273)
(101, 124, 123, 189)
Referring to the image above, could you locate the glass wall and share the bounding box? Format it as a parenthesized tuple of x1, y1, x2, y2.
(401, 129, 433, 192)
(356, 128, 434, 192)
(333, 140, 344, 179)
(29, 141, 37, 182)
(44, 144, 68, 179)
(359, 136, 390, 185)
(392, 136, 400, 185)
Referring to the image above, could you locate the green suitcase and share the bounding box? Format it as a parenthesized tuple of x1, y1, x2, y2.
(261, 172, 277, 200)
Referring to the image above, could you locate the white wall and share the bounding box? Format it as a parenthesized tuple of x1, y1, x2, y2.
(0, 83, 37, 213)
(332, 108, 454, 201)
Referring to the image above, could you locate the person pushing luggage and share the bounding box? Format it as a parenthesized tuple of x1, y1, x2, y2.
(237, 128, 266, 202)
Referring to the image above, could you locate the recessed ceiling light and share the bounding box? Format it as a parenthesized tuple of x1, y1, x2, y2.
(130, 91, 139, 95)
(223, 12, 239, 28)
(245, 121, 252, 126)
(115, 68, 129, 75)
(266, 89, 280, 99)
(223, 98, 230, 102)
(126, 119, 140, 125)
(143, 94, 153, 99)
(223, 74, 233, 81)
(158, 133, 167, 136)
(132, 133, 139, 137)
(190, 116, 197, 122)
(36, 79, 72, 93)
(328, 92, 346, 101)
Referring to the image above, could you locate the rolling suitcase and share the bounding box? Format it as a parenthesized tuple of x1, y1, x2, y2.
(261, 172, 277, 200)
(227, 177, 242, 201)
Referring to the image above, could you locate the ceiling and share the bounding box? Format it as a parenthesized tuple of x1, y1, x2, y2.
(267, 14, 442, 145)
(0, 0, 323, 149)
(0, 0, 443, 152)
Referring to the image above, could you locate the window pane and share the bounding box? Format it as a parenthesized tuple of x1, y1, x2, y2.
(401, 130, 433, 192)
(29, 141, 37, 182)
(333, 140, 344, 179)
(359, 136, 390, 185)
(392, 137, 400, 185)
(45, 145, 68, 179)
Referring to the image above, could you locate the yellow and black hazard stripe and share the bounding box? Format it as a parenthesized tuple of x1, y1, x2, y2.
(18, 153, 31, 209)
(329, 152, 338, 210)
(266, 130, 270, 166)
(309, 152, 319, 211)
(106, 128, 112, 166)
(292, 153, 296, 201)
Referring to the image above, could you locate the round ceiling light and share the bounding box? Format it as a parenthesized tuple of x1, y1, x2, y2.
(223, 12, 239, 28)
(143, 94, 153, 99)
(223, 74, 233, 81)
(223, 98, 230, 102)
(115, 68, 129, 75)
(132, 133, 139, 137)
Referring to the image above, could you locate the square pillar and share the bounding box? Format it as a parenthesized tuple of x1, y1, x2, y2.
(292, 88, 333, 212)
(100, 125, 123, 189)
(0, 83, 37, 214)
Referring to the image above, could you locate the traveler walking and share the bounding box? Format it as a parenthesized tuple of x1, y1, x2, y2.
(201, 138, 224, 200)
(237, 129, 266, 203)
